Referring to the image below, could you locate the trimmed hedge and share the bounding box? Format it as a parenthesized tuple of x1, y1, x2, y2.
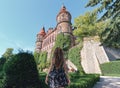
(68, 73, 99, 88)
(3, 52, 41, 88)
(100, 61, 120, 76)
(39, 72, 100, 88)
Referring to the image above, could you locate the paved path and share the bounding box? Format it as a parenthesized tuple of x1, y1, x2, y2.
(93, 76, 120, 88)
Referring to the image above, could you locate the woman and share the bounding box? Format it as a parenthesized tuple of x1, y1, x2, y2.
(45, 47, 70, 88)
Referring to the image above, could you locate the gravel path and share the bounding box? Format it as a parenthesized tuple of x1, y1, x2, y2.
(93, 76, 120, 88)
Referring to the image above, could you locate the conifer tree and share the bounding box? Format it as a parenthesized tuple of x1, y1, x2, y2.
(86, 0, 120, 48)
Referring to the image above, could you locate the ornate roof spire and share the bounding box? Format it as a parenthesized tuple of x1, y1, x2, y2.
(56, 5, 71, 23)
(62, 3, 66, 9)
(38, 27, 46, 36)
(60, 4, 66, 12)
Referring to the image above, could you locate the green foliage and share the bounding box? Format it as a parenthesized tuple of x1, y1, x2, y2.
(2, 48, 14, 60)
(54, 33, 71, 51)
(67, 73, 100, 88)
(0, 57, 6, 72)
(100, 14, 120, 48)
(39, 72, 49, 88)
(53, 33, 71, 58)
(68, 44, 85, 75)
(34, 51, 49, 73)
(39, 72, 100, 88)
(0, 57, 6, 88)
(86, 0, 120, 21)
(0, 48, 14, 87)
(100, 61, 120, 76)
(3, 52, 41, 88)
(34, 51, 40, 64)
(73, 11, 106, 41)
(86, 0, 120, 48)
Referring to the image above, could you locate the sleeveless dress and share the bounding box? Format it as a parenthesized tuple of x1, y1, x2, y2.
(48, 64, 68, 88)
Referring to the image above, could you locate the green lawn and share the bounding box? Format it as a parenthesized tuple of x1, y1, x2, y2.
(102, 74, 120, 77)
(100, 61, 120, 77)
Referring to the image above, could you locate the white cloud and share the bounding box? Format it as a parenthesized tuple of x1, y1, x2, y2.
(0, 32, 35, 57)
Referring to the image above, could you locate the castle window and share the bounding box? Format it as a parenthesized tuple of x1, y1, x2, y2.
(58, 29, 62, 33)
(62, 14, 64, 17)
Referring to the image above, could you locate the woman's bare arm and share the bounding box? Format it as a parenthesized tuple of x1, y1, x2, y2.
(63, 59, 71, 85)
(63, 59, 69, 79)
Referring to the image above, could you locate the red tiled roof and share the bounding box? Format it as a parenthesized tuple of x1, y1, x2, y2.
(38, 27, 46, 36)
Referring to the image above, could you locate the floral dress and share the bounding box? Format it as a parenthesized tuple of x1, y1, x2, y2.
(48, 65, 68, 88)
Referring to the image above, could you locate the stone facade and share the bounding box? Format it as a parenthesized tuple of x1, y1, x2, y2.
(35, 6, 75, 58)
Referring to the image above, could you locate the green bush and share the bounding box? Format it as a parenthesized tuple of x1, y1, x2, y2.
(68, 44, 85, 74)
(39, 72, 49, 88)
(116, 59, 120, 61)
(39, 72, 100, 88)
(68, 73, 99, 88)
(35, 51, 49, 73)
(100, 61, 120, 76)
(3, 52, 41, 88)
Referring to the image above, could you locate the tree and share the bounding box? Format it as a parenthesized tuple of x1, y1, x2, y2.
(100, 13, 120, 48)
(2, 48, 14, 59)
(0, 57, 6, 73)
(73, 11, 107, 41)
(3, 52, 41, 88)
(86, 0, 120, 20)
(86, 0, 120, 48)
(0, 57, 6, 88)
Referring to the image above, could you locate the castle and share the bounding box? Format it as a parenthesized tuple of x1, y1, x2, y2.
(35, 5, 75, 58)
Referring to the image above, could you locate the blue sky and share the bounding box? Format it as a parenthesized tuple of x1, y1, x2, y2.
(0, 0, 97, 57)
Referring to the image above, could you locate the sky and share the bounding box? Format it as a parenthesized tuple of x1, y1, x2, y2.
(0, 0, 97, 57)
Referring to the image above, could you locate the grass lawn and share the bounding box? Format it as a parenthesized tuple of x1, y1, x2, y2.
(102, 74, 120, 77)
(100, 61, 120, 77)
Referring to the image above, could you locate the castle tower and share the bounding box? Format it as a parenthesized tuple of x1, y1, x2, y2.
(35, 5, 75, 54)
(56, 5, 75, 46)
(56, 5, 72, 33)
(35, 27, 46, 52)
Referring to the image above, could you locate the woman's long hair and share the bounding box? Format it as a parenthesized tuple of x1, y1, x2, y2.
(53, 47, 64, 68)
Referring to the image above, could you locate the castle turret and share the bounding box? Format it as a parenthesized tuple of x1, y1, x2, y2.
(35, 27, 46, 52)
(56, 5, 75, 46)
(56, 5, 72, 33)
